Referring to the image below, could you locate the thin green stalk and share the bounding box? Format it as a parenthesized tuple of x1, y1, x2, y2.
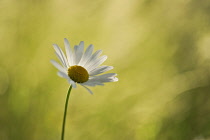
(61, 85, 72, 140)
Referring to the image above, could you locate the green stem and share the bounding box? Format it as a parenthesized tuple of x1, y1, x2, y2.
(61, 85, 72, 140)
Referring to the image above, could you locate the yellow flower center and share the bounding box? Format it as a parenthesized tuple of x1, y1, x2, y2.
(68, 65, 89, 83)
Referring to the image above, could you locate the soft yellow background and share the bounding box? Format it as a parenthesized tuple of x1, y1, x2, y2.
(1, 0, 210, 140)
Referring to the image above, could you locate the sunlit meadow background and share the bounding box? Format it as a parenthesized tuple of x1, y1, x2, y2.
(1, 0, 210, 140)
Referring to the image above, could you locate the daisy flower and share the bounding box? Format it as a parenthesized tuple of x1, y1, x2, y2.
(50, 38, 118, 94)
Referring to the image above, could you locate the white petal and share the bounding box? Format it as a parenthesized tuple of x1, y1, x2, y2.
(86, 55, 107, 72)
(100, 78, 117, 83)
(81, 85, 93, 94)
(50, 60, 67, 73)
(74, 42, 84, 65)
(79, 41, 84, 48)
(83, 50, 102, 69)
(78, 44, 94, 66)
(80, 82, 96, 87)
(71, 45, 77, 65)
(53, 44, 69, 68)
(81, 81, 104, 87)
(87, 73, 118, 83)
(68, 79, 77, 88)
(64, 38, 74, 66)
(113, 77, 119, 82)
(91, 78, 114, 83)
(55, 52, 67, 68)
(89, 66, 113, 76)
(95, 73, 117, 78)
(57, 71, 69, 79)
(57, 71, 77, 88)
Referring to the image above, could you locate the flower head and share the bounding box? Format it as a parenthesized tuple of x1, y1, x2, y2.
(51, 38, 118, 94)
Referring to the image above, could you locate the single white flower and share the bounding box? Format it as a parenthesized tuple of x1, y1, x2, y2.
(51, 38, 118, 94)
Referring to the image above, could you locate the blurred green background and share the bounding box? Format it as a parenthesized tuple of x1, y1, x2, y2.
(1, 0, 210, 140)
